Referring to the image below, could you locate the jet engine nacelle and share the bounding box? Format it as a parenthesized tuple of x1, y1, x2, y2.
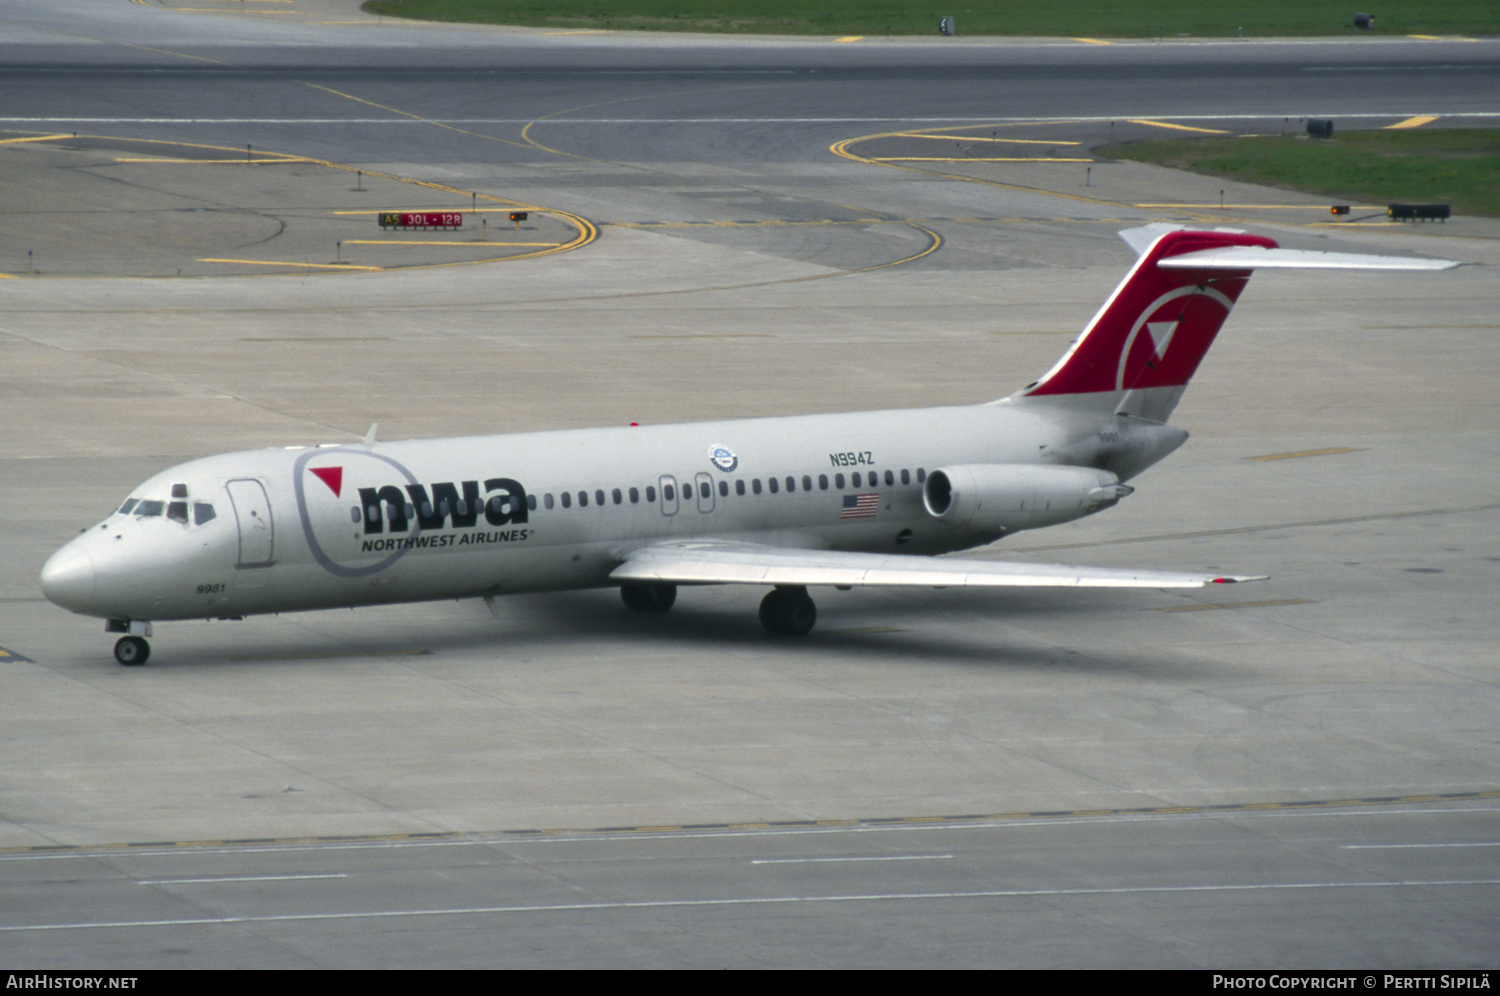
(922, 464, 1133, 533)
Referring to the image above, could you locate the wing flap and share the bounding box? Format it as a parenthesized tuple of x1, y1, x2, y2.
(611, 540, 1263, 589)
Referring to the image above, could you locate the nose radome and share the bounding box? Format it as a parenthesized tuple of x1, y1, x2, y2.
(40, 542, 96, 613)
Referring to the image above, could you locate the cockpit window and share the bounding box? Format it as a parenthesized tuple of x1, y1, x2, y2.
(118, 499, 138, 515)
(135, 500, 165, 517)
(193, 503, 216, 526)
(167, 501, 189, 524)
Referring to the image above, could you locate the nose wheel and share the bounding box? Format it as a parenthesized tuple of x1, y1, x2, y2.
(114, 636, 150, 666)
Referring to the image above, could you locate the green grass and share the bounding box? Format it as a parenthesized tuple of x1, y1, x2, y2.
(359, 1, 1499, 37)
(1103, 128, 1500, 217)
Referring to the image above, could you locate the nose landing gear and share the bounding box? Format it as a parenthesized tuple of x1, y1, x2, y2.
(113, 636, 150, 666)
(106, 620, 152, 666)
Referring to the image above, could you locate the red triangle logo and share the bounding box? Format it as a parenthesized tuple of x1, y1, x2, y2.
(310, 466, 343, 497)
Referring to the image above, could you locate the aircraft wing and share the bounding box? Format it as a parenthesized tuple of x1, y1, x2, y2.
(610, 539, 1264, 589)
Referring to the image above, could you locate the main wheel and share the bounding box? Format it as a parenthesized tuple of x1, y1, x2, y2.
(114, 636, 150, 666)
(620, 582, 677, 613)
(759, 587, 817, 636)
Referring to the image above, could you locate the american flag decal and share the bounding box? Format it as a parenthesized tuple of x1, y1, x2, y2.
(841, 493, 879, 518)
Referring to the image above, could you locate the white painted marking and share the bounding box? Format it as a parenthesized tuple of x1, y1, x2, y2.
(751, 855, 953, 865)
(139, 873, 349, 884)
(5, 879, 1500, 933)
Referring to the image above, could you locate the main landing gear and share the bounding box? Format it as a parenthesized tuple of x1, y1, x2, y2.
(759, 585, 816, 636)
(620, 582, 819, 635)
(619, 582, 677, 613)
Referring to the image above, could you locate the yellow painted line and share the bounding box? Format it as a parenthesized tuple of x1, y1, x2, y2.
(1136, 203, 1381, 210)
(876, 156, 1093, 163)
(199, 258, 383, 271)
(904, 134, 1082, 146)
(1155, 599, 1312, 614)
(344, 240, 562, 247)
(1127, 119, 1231, 134)
(1246, 447, 1362, 462)
(836, 36, 863, 43)
(330, 208, 539, 216)
(112, 156, 298, 164)
(0, 133, 72, 145)
(1074, 37, 1112, 45)
(1385, 115, 1440, 130)
(0, 272, 19, 279)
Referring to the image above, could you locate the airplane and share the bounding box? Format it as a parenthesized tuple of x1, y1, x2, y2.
(39, 225, 1458, 665)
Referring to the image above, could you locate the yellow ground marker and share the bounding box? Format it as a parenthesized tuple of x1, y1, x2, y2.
(1386, 115, 1439, 130)
(1127, 119, 1231, 134)
(1155, 599, 1312, 613)
(1246, 447, 1362, 462)
(344, 240, 562, 247)
(199, 258, 382, 271)
(912, 135, 1082, 146)
(0, 133, 72, 145)
(1074, 37, 1112, 45)
(836, 36, 863, 43)
(878, 156, 1092, 163)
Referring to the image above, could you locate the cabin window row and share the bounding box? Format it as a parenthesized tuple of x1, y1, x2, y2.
(537, 468, 925, 510)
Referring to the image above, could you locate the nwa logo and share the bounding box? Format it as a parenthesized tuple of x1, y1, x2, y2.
(293, 451, 530, 578)
(354, 478, 528, 534)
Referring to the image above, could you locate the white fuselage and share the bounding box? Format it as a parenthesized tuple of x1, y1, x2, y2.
(40, 401, 1185, 624)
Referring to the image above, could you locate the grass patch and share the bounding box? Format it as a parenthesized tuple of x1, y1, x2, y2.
(1102, 128, 1500, 217)
(359, 1, 1500, 37)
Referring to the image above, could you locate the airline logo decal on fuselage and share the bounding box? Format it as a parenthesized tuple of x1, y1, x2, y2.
(293, 450, 530, 579)
(709, 445, 738, 473)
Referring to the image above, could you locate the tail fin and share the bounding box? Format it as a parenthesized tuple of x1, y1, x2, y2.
(1011, 225, 1458, 423)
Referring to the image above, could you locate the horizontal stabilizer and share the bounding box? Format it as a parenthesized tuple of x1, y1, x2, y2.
(1159, 245, 1460, 271)
(613, 539, 1264, 589)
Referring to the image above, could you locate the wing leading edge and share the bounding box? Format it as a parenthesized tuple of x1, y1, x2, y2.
(611, 540, 1264, 589)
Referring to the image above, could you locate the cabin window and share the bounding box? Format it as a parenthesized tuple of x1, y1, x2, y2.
(595, 489, 605, 506)
(526, 494, 537, 511)
(646, 485, 656, 503)
(735, 480, 745, 496)
(718, 481, 729, 497)
(901, 469, 910, 485)
(884, 470, 895, 486)
(916, 468, 926, 483)
(544, 493, 554, 510)
(768, 477, 779, 494)
(561, 492, 572, 509)
(700, 481, 711, 499)
(610, 488, 621, 505)
(803, 475, 813, 492)
(834, 474, 845, 489)
(663, 483, 675, 502)
(819, 475, 828, 491)
(578, 491, 589, 507)
(852, 472, 862, 488)
(629, 487, 639, 504)
(752, 479, 762, 495)
(784, 476, 795, 492)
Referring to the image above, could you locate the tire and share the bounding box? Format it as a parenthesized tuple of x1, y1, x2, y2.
(620, 582, 676, 613)
(114, 636, 150, 666)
